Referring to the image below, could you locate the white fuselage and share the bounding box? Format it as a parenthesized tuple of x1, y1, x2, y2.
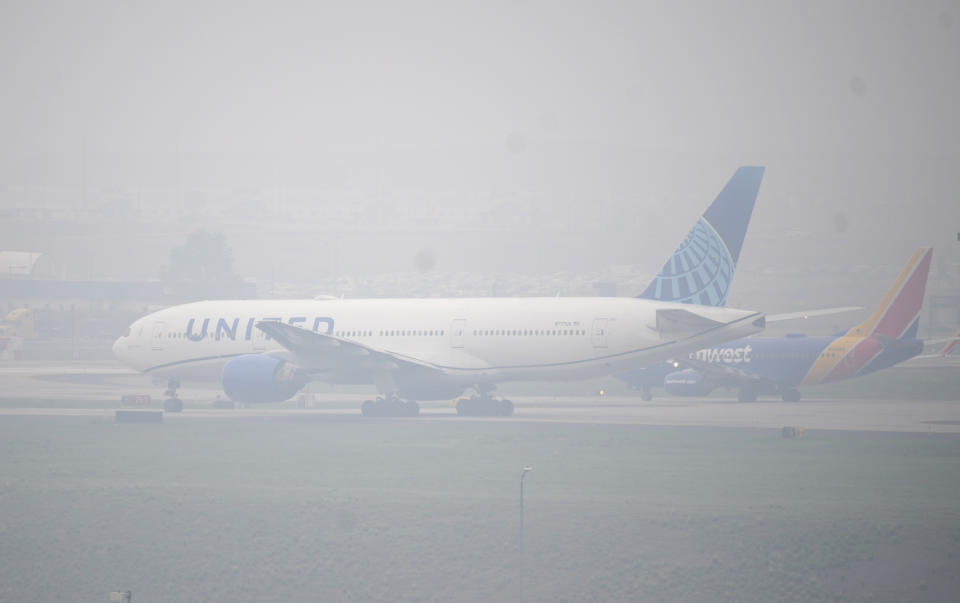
(113, 297, 764, 389)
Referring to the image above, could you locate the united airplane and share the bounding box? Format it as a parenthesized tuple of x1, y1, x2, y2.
(112, 167, 767, 416)
(619, 247, 933, 402)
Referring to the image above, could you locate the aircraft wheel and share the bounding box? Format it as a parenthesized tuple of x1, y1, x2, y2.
(640, 389, 653, 402)
(361, 400, 375, 417)
(164, 398, 183, 413)
(500, 399, 514, 416)
(374, 397, 409, 417)
(737, 389, 757, 403)
(387, 399, 400, 416)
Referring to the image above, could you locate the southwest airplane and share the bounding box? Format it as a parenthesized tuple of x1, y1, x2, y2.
(112, 167, 768, 416)
(619, 247, 933, 402)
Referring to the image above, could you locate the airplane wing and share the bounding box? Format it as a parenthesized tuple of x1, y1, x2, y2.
(875, 333, 921, 352)
(255, 320, 444, 375)
(766, 306, 862, 323)
(654, 308, 727, 338)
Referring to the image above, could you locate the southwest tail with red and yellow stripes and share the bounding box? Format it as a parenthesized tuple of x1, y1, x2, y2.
(845, 247, 932, 341)
(801, 248, 932, 385)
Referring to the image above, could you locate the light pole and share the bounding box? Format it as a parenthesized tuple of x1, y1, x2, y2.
(520, 466, 533, 599)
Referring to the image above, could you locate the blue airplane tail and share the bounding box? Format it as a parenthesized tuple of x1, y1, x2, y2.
(637, 166, 765, 306)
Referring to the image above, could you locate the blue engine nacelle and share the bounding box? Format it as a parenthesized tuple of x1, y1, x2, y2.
(663, 369, 712, 397)
(222, 354, 305, 403)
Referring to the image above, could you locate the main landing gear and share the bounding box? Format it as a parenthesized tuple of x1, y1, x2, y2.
(640, 386, 654, 402)
(455, 393, 514, 417)
(163, 379, 183, 412)
(361, 395, 420, 417)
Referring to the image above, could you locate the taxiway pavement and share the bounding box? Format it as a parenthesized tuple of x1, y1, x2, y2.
(1, 361, 959, 433)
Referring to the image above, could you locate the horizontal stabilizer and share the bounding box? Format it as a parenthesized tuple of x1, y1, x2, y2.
(875, 334, 918, 352)
(655, 308, 725, 338)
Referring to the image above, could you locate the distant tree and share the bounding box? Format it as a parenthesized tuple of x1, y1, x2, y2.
(162, 230, 237, 284)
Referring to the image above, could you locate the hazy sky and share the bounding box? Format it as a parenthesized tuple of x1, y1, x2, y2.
(1, 1, 958, 296)
(3, 1, 957, 156)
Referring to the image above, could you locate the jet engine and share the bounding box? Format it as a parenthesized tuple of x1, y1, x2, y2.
(663, 369, 712, 397)
(222, 354, 305, 403)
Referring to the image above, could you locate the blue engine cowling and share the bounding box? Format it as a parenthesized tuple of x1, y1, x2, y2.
(222, 354, 305, 403)
(663, 369, 712, 396)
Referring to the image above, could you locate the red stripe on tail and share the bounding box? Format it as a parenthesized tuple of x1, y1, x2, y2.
(872, 249, 932, 338)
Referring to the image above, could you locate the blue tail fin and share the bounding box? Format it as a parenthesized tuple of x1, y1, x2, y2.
(637, 166, 764, 306)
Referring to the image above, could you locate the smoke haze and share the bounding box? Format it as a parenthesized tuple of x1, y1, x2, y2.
(1, 0, 958, 313)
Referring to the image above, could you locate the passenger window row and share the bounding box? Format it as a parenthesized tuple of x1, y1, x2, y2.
(163, 327, 587, 340)
(163, 329, 448, 339)
(472, 329, 586, 336)
(378, 330, 445, 337)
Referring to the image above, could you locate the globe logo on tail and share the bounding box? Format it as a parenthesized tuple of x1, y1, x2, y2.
(643, 218, 736, 306)
(636, 166, 763, 307)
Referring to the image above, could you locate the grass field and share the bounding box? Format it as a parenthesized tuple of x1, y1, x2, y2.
(1, 417, 959, 602)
